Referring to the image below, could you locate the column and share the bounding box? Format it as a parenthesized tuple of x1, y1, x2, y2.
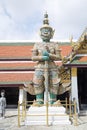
(71, 68, 79, 113)
(19, 86, 27, 110)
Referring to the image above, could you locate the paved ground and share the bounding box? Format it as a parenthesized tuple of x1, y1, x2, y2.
(0, 109, 87, 130)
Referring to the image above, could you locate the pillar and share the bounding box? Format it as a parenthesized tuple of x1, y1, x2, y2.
(19, 86, 27, 110)
(71, 68, 79, 113)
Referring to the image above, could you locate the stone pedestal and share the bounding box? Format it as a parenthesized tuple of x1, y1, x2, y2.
(25, 106, 71, 125)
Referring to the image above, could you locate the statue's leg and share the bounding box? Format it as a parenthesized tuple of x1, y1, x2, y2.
(49, 70, 60, 104)
(50, 93, 56, 104)
(33, 70, 44, 105)
(36, 93, 44, 104)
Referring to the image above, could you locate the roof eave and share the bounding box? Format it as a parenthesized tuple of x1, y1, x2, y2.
(64, 63, 87, 68)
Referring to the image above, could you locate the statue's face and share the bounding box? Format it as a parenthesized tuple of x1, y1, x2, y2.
(40, 27, 53, 42)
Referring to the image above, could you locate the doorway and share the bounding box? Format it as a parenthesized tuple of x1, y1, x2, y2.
(0, 85, 19, 108)
(77, 68, 87, 110)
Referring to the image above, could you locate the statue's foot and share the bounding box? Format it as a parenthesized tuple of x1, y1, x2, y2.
(53, 100, 62, 106)
(32, 100, 44, 107)
(49, 100, 62, 106)
(50, 101, 55, 105)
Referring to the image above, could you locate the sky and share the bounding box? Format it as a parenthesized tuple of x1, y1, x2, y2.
(0, 0, 87, 41)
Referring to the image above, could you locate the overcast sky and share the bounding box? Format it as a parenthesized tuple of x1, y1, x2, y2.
(0, 0, 87, 41)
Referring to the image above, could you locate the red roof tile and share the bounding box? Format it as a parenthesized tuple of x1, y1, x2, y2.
(60, 45, 72, 57)
(0, 46, 33, 59)
(0, 62, 37, 69)
(79, 56, 87, 62)
(0, 44, 71, 83)
(0, 61, 62, 70)
(0, 72, 34, 83)
(0, 45, 71, 59)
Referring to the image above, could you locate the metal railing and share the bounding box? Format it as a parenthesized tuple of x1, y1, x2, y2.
(18, 98, 78, 127)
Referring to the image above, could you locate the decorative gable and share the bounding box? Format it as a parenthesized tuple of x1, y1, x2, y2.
(63, 28, 87, 66)
(72, 28, 87, 54)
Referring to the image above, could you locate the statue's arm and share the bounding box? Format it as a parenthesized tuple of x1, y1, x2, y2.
(49, 43, 62, 60)
(32, 44, 49, 61)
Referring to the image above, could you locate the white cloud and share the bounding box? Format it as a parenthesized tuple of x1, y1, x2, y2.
(0, 0, 87, 40)
(2, 0, 44, 23)
(43, 0, 87, 40)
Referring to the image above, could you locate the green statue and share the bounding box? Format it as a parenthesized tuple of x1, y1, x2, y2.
(32, 12, 62, 105)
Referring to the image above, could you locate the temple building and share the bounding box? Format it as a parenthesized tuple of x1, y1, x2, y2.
(0, 28, 87, 115)
(0, 41, 71, 107)
(64, 28, 87, 114)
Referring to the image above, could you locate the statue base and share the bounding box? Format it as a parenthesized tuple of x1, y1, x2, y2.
(25, 106, 71, 125)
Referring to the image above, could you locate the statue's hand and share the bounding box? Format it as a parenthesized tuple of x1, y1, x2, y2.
(42, 56, 49, 61)
(42, 51, 49, 56)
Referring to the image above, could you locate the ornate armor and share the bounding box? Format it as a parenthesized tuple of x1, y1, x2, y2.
(32, 42, 61, 95)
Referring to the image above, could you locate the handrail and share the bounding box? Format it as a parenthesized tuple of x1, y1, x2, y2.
(18, 98, 78, 127)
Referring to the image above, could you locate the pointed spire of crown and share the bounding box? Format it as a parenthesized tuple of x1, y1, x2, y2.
(43, 12, 49, 25)
(40, 12, 53, 29)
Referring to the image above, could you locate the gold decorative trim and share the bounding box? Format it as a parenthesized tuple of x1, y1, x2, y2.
(71, 68, 77, 77)
(19, 86, 23, 89)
